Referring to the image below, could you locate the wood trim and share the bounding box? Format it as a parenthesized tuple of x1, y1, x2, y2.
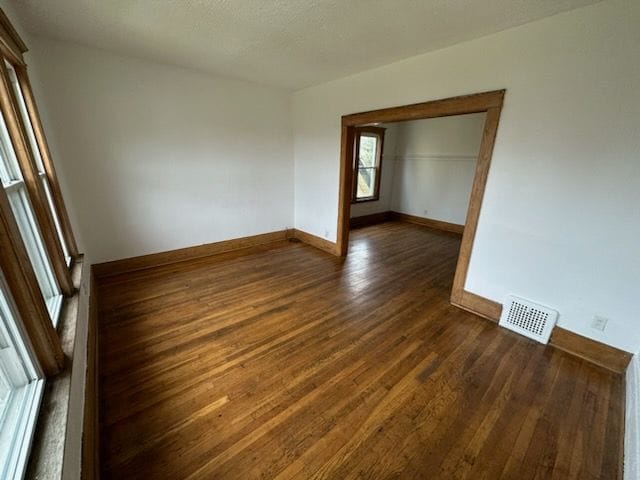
(342, 90, 505, 127)
(0, 60, 74, 295)
(453, 290, 632, 374)
(351, 126, 385, 204)
(549, 328, 631, 375)
(93, 230, 291, 278)
(337, 90, 505, 321)
(82, 270, 98, 480)
(349, 211, 464, 235)
(450, 105, 502, 304)
(15, 66, 79, 258)
(349, 211, 392, 229)
(450, 289, 502, 322)
(94, 229, 342, 278)
(290, 229, 338, 256)
(338, 91, 504, 259)
(0, 186, 64, 375)
(389, 211, 464, 235)
(337, 126, 355, 257)
(0, 8, 27, 66)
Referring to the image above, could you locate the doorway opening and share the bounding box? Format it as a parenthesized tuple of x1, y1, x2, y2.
(336, 90, 505, 317)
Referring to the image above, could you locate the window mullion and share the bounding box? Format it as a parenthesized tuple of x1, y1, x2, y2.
(0, 60, 73, 296)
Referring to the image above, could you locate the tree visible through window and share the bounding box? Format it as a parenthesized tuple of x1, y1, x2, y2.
(352, 126, 385, 202)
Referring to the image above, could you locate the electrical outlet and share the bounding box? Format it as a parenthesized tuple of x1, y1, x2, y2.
(423, 209, 428, 216)
(324, 229, 329, 239)
(591, 316, 608, 332)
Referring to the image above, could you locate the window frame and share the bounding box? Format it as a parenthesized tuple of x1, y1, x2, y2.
(0, 105, 64, 326)
(0, 7, 68, 374)
(5, 62, 71, 266)
(351, 126, 385, 203)
(0, 178, 63, 375)
(11, 65, 78, 262)
(0, 7, 71, 476)
(0, 60, 74, 296)
(0, 7, 81, 478)
(0, 270, 45, 480)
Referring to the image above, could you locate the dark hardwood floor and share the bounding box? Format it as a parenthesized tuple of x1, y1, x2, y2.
(97, 222, 623, 479)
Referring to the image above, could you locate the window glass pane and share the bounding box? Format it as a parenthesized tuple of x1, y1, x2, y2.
(0, 112, 62, 325)
(40, 175, 69, 264)
(5, 63, 70, 264)
(0, 159, 10, 185)
(5, 63, 44, 173)
(0, 274, 44, 480)
(356, 167, 376, 199)
(358, 135, 377, 168)
(0, 127, 20, 186)
(6, 189, 60, 303)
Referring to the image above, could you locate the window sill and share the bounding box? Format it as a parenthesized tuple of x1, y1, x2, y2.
(351, 197, 380, 204)
(25, 257, 90, 479)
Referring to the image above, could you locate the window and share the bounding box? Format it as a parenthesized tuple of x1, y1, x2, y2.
(0, 110, 63, 325)
(0, 7, 76, 479)
(5, 63, 70, 266)
(352, 126, 385, 202)
(0, 273, 44, 479)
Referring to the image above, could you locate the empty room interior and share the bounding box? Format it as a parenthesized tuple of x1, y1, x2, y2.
(0, 1, 638, 479)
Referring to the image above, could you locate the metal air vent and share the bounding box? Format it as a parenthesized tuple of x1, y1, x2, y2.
(499, 295, 558, 344)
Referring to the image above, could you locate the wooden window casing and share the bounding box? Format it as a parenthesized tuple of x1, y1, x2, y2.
(351, 126, 385, 203)
(0, 60, 73, 296)
(0, 186, 64, 375)
(0, 7, 79, 375)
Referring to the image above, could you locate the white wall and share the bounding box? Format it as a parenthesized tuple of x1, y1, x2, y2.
(627, 353, 640, 480)
(390, 113, 485, 224)
(27, 38, 293, 264)
(350, 114, 485, 223)
(292, 0, 640, 352)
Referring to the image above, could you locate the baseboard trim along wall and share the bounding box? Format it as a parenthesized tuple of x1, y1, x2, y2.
(626, 354, 640, 480)
(93, 230, 292, 277)
(350, 211, 464, 235)
(82, 271, 99, 480)
(389, 212, 464, 235)
(93, 229, 341, 278)
(350, 211, 393, 229)
(290, 229, 339, 256)
(451, 288, 632, 374)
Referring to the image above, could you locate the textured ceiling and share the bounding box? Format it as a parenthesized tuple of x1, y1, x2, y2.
(10, 0, 599, 90)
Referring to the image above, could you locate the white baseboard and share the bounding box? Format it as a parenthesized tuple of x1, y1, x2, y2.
(626, 353, 640, 480)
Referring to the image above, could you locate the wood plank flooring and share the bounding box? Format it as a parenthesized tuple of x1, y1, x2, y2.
(98, 222, 623, 479)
